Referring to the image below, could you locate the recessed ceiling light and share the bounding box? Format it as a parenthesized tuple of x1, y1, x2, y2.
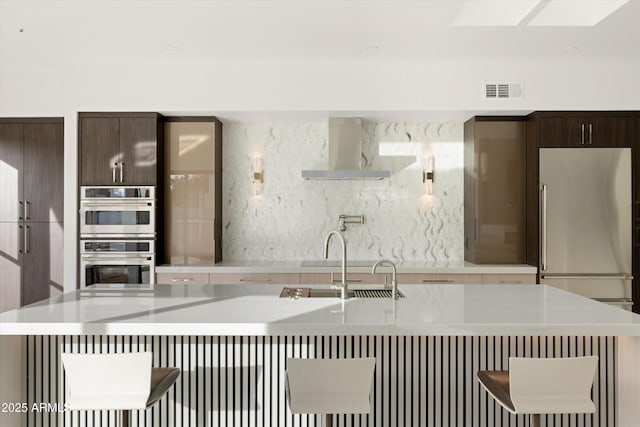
(366, 45, 380, 51)
(165, 45, 180, 51)
(453, 0, 542, 26)
(528, 0, 629, 26)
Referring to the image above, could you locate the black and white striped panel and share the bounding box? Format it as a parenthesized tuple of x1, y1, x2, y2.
(25, 336, 616, 427)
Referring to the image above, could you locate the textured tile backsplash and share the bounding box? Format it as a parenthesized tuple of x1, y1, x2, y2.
(222, 121, 463, 261)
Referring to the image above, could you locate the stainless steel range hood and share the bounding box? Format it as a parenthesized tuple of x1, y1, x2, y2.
(301, 118, 391, 180)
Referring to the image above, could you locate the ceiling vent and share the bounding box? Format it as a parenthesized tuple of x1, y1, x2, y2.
(483, 82, 523, 99)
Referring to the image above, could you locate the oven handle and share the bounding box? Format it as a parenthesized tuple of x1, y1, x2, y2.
(81, 256, 153, 262)
(80, 201, 154, 208)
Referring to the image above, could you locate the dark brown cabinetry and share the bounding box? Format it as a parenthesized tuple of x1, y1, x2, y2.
(0, 119, 64, 312)
(536, 113, 634, 147)
(79, 113, 163, 186)
(527, 111, 640, 312)
(464, 117, 526, 264)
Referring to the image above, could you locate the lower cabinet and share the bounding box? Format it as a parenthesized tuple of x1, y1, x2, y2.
(0, 222, 64, 312)
(156, 272, 209, 285)
(299, 272, 388, 285)
(156, 271, 536, 286)
(209, 273, 300, 285)
(397, 273, 484, 284)
(482, 274, 536, 284)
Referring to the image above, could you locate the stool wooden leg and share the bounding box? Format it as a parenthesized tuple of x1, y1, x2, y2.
(121, 409, 130, 427)
(323, 413, 333, 427)
(530, 413, 541, 427)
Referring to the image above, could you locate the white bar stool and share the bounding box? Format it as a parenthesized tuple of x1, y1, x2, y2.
(477, 356, 598, 427)
(286, 357, 376, 427)
(62, 352, 180, 427)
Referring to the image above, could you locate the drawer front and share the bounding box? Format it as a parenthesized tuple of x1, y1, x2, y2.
(397, 273, 484, 285)
(210, 273, 300, 285)
(300, 272, 389, 285)
(482, 274, 536, 284)
(156, 272, 209, 285)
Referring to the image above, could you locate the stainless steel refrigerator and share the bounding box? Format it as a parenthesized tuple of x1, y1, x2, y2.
(539, 147, 633, 310)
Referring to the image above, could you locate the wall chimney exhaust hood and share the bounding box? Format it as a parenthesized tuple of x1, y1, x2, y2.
(301, 118, 391, 180)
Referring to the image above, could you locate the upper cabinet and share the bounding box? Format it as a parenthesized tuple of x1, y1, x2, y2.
(163, 118, 222, 265)
(532, 112, 636, 147)
(464, 117, 526, 264)
(79, 113, 164, 186)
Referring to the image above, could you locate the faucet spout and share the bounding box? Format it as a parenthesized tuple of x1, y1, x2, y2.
(372, 259, 398, 300)
(324, 230, 348, 300)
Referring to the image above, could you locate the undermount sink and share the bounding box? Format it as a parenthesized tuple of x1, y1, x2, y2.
(280, 287, 404, 299)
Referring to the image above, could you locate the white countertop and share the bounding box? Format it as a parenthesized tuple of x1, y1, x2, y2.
(1, 284, 638, 336)
(156, 260, 537, 274)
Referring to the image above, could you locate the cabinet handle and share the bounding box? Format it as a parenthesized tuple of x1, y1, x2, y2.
(580, 123, 585, 145)
(18, 201, 23, 220)
(25, 201, 30, 220)
(240, 278, 272, 282)
(112, 163, 117, 183)
(25, 225, 30, 254)
(588, 123, 593, 145)
(331, 279, 362, 283)
(170, 278, 193, 282)
(119, 162, 124, 183)
(18, 225, 23, 253)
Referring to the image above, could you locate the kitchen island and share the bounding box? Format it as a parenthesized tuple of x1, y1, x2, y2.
(1, 284, 639, 426)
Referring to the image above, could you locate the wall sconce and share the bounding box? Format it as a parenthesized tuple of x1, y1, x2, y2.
(423, 156, 434, 195)
(252, 158, 263, 195)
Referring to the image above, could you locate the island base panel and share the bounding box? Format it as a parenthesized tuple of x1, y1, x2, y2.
(19, 335, 616, 427)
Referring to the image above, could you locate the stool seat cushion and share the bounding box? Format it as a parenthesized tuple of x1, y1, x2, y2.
(286, 358, 376, 415)
(62, 352, 153, 410)
(147, 368, 181, 408)
(477, 371, 515, 413)
(477, 357, 598, 416)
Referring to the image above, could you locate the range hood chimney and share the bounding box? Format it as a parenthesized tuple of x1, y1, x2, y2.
(301, 118, 390, 180)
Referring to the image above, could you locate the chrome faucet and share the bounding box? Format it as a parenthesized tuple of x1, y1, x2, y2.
(372, 259, 398, 300)
(323, 230, 349, 300)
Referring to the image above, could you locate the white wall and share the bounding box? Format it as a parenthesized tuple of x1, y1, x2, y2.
(1, 58, 640, 289)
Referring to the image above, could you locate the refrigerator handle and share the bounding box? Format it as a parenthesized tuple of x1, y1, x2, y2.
(540, 184, 547, 271)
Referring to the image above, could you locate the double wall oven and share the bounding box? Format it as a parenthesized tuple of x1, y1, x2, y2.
(79, 186, 156, 291)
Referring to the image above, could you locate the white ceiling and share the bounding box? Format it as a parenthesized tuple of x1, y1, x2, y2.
(1, 0, 639, 71)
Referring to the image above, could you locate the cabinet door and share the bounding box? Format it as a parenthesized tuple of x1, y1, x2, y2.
(164, 121, 217, 264)
(553, 116, 632, 147)
(0, 124, 24, 222)
(397, 273, 484, 284)
(482, 274, 536, 284)
(474, 121, 525, 263)
(156, 272, 210, 285)
(0, 223, 22, 312)
(119, 117, 158, 185)
(210, 273, 300, 285)
(299, 272, 389, 285)
(591, 116, 633, 146)
(537, 117, 568, 147)
(80, 117, 119, 185)
(22, 222, 64, 306)
(23, 124, 64, 222)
